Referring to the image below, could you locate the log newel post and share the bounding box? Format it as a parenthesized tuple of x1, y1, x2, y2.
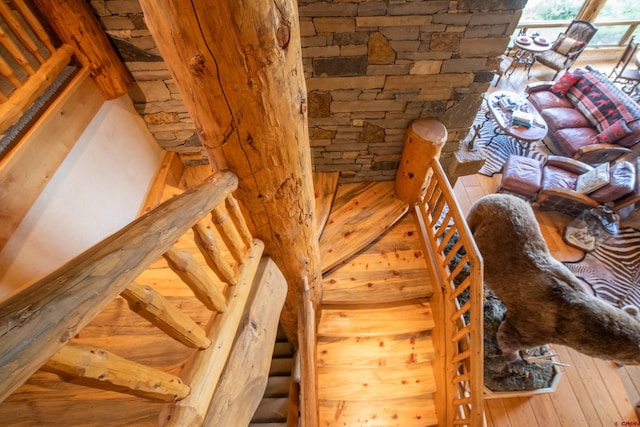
(394, 119, 448, 204)
(139, 0, 321, 347)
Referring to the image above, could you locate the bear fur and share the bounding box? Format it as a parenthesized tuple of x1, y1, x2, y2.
(467, 193, 640, 372)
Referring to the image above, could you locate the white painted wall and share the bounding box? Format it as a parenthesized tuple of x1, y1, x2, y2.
(0, 95, 165, 300)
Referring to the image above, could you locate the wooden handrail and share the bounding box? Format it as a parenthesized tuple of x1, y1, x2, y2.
(298, 277, 319, 427)
(398, 118, 483, 427)
(0, 171, 238, 403)
(416, 158, 484, 427)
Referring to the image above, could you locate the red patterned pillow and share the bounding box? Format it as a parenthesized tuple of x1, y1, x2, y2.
(550, 72, 580, 96)
(596, 119, 632, 144)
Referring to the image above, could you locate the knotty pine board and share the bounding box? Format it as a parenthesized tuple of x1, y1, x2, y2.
(319, 181, 408, 273)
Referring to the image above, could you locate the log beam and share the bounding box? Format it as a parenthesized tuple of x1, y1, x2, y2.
(32, 0, 132, 99)
(139, 0, 322, 345)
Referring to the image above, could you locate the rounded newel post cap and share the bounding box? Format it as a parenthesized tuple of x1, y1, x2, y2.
(395, 118, 448, 204)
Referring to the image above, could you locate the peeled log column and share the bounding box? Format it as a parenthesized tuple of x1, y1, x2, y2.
(139, 1, 321, 346)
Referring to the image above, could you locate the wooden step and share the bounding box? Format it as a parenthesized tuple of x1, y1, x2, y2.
(318, 362, 436, 400)
(249, 423, 287, 427)
(319, 181, 408, 273)
(317, 331, 435, 368)
(264, 376, 291, 398)
(319, 395, 438, 427)
(251, 397, 289, 423)
(313, 171, 340, 240)
(317, 299, 434, 338)
(322, 214, 433, 304)
(272, 341, 293, 358)
(270, 357, 294, 376)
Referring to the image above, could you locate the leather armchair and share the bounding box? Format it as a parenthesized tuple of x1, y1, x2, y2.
(499, 155, 639, 217)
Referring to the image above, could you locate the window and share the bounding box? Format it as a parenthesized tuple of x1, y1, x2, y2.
(518, 0, 640, 47)
(521, 0, 584, 21)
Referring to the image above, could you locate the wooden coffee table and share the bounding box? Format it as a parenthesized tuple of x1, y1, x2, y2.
(485, 90, 548, 148)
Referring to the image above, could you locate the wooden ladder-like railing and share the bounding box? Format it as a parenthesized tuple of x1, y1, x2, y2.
(0, 170, 288, 426)
(0, 0, 74, 135)
(396, 119, 484, 427)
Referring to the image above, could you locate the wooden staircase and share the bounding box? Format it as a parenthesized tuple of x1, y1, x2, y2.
(0, 169, 446, 426)
(314, 173, 439, 426)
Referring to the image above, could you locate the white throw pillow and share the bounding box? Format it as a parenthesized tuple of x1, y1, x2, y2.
(576, 163, 610, 194)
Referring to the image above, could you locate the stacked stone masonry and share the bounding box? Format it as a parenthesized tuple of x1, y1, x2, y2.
(91, 0, 525, 179)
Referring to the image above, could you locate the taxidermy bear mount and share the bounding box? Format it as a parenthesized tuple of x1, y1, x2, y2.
(467, 194, 640, 373)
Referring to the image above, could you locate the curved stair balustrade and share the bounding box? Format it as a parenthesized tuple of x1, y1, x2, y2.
(415, 157, 484, 427)
(395, 118, 484, 427)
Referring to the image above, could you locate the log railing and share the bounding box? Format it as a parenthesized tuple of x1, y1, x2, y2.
(415, 158, 484, 427)
(396, 118, 483, 427)
(0, 170, 287, 426)
(0, 0, 75, 136)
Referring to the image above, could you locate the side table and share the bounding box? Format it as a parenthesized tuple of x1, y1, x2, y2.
(508, 36, 552, 79)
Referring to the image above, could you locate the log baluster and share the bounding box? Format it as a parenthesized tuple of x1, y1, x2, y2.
(225, 194, 253, 248)
(0, 26, 34, 75)
(211, 205, 246, 263)
(120, 282, 211, 349)
(41, 344, 191, 402)
(0, 55, 21, 89)
(0, 1, 45, 63)
(10, 0, 55, 52)
(163, 246, 227, 313)
(192, 222, 238, 286)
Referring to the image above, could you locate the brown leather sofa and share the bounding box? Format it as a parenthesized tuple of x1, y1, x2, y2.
(526, 66, 640, 164)
(499, 155, 639, 217)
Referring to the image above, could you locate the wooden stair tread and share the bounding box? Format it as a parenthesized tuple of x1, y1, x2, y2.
(318, 362, 436, 400)
(317, 300, 434, 337)
(318, 332, 435, 368)
(313, 171, 340, 240)
(319, 395, 438, 427)
(249, 424, 288, 427)
(272, 341, 293, 358)
(264, 376, 291, 397)
(251, 397, 289, 423)
(270, 357, 294, 376)
(319, 181, 408, 273)
(322, 215, 433, 304)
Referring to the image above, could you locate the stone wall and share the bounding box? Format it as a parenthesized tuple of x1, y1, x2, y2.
(90, 0, 526, 177)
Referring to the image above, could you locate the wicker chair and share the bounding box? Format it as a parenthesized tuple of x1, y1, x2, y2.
(536, 20, 598, 80)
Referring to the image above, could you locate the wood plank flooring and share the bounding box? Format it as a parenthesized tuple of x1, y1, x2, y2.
(319, 181, 408, 274)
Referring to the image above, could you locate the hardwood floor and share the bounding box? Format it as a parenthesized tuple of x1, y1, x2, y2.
(454, 57, 640, 424)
